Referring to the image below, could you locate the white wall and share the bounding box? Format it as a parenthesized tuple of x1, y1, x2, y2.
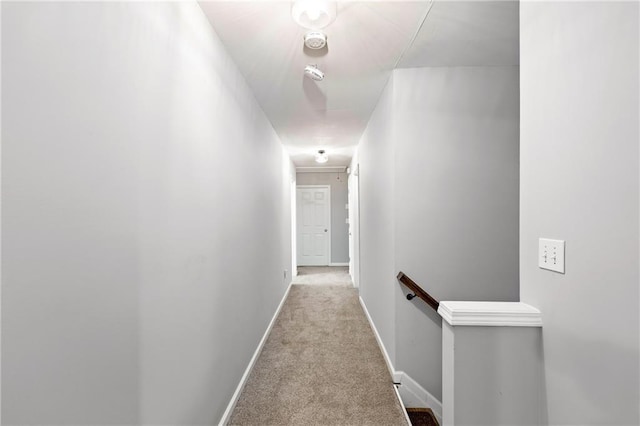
(296, 172, 349, 264)
(358, 75, 398, 365)
(2, 3, 292, 424)
(520, 2, 639, 424)
(357, 66, 520, 402)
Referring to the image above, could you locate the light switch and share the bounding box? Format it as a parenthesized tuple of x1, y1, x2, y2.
(539, 238, 565, 273)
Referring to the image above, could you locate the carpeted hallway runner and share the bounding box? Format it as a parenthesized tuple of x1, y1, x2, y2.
(229, 285, 408, 425)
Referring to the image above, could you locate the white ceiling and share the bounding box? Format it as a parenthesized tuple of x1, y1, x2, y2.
(199, 1, 519, 167)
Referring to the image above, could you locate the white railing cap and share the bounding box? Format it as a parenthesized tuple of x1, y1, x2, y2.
(438, 301, 542, 327)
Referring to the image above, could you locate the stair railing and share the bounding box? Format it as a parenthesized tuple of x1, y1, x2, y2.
(396, 271, 439, 312)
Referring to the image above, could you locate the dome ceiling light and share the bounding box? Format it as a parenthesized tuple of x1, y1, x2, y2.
(315, 150, 328, 163)
(304, 31, 327, 50)
(304, 64, 324, 81)
(291, 0, 337, 30)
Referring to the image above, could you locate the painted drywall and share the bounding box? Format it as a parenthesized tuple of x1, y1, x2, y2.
(444, 324, 541, 425)
(393, 66, 520, 401)
(356, 66, 520, 403)
(2, 3, 292, 424)
(296, 172, 349, 264)
(357, 74, 398, 366)
(520, 2, 640, 424)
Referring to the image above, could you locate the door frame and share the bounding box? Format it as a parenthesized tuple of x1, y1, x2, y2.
(296, 185, 331, 266)
(348, 165, 360, 288)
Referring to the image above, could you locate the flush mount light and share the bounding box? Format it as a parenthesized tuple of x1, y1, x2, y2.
(315, 149, 328, 163)
(292, 0, 336, 30)
(304, 31, 327, 50)
(304, 64, 324, 81)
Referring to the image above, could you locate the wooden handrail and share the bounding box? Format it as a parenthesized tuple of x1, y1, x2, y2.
(397, 271, 440, 312)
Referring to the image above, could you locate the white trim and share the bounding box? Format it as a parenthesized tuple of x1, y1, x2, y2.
(329, 262, 349, 267)
(392, 383, 413, 426)
(358, 296, 395, 377)
(219, 282, 293, 425)
(438, 301, 543, 327)
(395, 371, 443, 426)
(296, 166, 347, 173)
(290, 169, 297, 279)
(357, 298, 410, 425)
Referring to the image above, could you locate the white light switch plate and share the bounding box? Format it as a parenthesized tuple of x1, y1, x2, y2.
(539, 238, 565, 273)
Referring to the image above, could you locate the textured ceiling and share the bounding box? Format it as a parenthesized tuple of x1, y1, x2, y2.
(199, 1, 519, 167)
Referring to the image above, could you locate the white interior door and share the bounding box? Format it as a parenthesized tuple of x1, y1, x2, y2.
(297, 186, 331, 266)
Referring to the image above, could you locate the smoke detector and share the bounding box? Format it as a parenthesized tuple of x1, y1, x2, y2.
(304, 31, 327, 49)
(304, 64, 324, 81)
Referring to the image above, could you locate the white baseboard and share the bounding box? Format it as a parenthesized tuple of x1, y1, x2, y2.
(392, 382, 413, 426)
(358, 296, 395, 377)
(359, 297, 412, 424)
(330, 262, 349, 266)
(395, 371, 443, 425)
(218, 282, 293, 425)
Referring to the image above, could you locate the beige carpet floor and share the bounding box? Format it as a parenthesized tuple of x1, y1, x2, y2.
(229, 284, 408, 425)
(292, 266, 353, 286)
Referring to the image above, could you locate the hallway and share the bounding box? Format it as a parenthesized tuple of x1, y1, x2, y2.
(228, 281, 407, 425)
(2, 1, 639, 425)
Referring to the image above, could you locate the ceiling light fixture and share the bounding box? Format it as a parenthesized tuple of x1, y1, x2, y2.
(304, 31, 327, 50)
(315, 149, 328, 163)
(304, 64, 324, 81)
(292, 0, 337, 30)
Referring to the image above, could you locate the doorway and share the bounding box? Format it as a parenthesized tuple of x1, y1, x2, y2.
(296, 185, 331, 266)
